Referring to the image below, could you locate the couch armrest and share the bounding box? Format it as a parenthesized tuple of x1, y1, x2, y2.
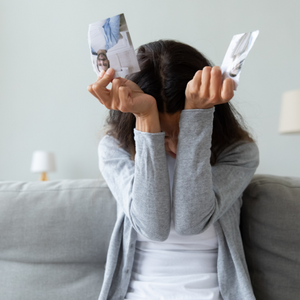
(241, 174, 300, 300)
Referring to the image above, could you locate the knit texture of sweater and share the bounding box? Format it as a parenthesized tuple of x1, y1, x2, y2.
(97, 108, 259, 300)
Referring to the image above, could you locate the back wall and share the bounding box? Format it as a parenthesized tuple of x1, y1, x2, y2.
(1, 0, 300, 181)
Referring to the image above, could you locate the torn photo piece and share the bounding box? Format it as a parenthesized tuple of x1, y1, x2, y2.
(88, 13, 140, 78)
(221, 30, 259, 90)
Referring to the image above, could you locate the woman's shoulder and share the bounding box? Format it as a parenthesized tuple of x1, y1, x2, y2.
(98, 134, 119, 148)
(98, 134, 131, 159)
(223, 139, 259, 154)
(216, 140, 259, 168)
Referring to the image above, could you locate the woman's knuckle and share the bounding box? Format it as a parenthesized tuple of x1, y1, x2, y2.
(203, 66, 212, 72)
(211, 66, 221, 75)
(195, 70, 202, 78)
(190, 87, 198, 95)
(187, 81, 193, 89)
(210, 94, 217, 102)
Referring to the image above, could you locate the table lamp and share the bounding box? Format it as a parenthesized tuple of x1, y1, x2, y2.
(279, 89, 300, 134)
(30, 151, 56, 181)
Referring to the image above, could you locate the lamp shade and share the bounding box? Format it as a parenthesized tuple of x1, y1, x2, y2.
(279, 89, 300, 134)
(30, 151, 56, 173)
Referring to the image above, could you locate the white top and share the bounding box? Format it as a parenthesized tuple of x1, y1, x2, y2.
(125, 154, 222, 300)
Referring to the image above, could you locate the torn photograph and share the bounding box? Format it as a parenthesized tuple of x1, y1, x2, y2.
(221, 30, 259, 90)
(88, 13, 140, 78)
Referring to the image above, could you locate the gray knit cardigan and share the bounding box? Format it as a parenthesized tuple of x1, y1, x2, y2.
(97, 108, 259, 300)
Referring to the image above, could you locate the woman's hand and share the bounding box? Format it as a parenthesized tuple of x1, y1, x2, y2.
(185, 66, 234, 110)
(88, 68, 161, 133)
(87, 68, 157, 118)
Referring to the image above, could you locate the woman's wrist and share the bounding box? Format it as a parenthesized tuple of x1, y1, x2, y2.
(135, 110, 161, 133)
(184, 98, 214, 110)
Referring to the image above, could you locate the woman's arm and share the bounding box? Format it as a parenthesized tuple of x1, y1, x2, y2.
(172, 65, 259, 235)
(90, 69, 171, 241)
(99, 131, 171, 241)
(172, 108, 259, 235)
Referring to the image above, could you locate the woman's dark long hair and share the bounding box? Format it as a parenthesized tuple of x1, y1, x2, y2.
(105, 40, 254, 165)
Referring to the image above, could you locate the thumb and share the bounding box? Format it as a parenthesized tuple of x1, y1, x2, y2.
(97, 68, 115, 87)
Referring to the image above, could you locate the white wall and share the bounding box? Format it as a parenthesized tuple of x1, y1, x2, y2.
(1, 0, 300, 181)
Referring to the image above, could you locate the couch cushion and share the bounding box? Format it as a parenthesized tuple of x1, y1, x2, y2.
(0, 179, 116, 300)
(241, 174, 300, 300)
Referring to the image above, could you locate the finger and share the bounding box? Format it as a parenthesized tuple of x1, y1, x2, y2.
(97, 70, 106, 81)
(91, 80, 111, 105)
(110, 78, 128, 110)
(189, 70, 202, 94)
(111, 78, 122, 110)
(87, 84, 104, 104)
(92, 68, 115, 103)
(119, 86, 132, 112)
(221, 78, 234, 102)
(96, 68, 115, 87)
(210, 66, 222, 101)
(200, 66, 212, 98)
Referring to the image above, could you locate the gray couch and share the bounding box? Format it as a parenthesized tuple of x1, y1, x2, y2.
(0, 175, 299, 300)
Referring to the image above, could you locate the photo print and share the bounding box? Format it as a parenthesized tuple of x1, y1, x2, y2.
(88, 13, 140, 78)
(221, 30, 259, 90)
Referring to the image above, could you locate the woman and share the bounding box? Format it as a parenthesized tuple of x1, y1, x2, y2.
(88, 40, 259, 300)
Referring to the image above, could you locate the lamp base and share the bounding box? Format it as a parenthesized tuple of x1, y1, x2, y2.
(39, 172, 48, 181)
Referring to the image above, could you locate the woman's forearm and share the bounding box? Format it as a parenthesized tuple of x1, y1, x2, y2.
(172, 109, 214, 235)
(99, 129, 171, 242)
(132, 129, 171, 240)
(172, 109, 259, 235)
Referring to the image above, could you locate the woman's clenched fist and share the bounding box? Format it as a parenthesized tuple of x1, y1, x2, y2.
(88, 68, 158, 118)
(185, 66, 234, 110)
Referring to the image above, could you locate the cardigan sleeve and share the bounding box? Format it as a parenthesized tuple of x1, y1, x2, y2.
(98, 129, 171, 241)
(172, 108, 259, 235)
